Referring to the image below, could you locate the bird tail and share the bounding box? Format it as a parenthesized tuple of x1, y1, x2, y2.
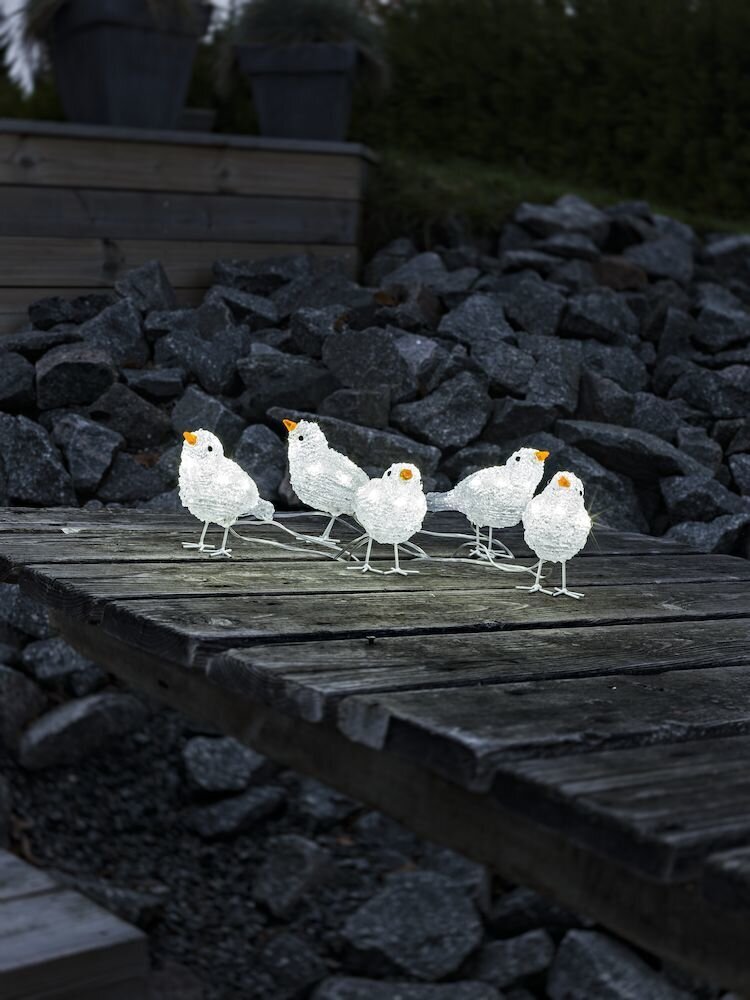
(250, 498, 275, 522)
(426, 490, 455, 512)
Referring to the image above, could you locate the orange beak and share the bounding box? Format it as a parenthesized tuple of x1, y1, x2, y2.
(400, 468, 413, 481)
(535, 450, 550, 461)
(558, 475, 571, 488)
(183, 431, 197, 446)
(283, 419, 298, 433)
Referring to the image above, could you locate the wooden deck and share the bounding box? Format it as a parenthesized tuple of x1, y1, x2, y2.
(0, 119, 373, 333)
(2, 508, 750, 989)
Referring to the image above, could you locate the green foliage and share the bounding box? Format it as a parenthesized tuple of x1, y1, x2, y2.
(350, 0, 750, 221)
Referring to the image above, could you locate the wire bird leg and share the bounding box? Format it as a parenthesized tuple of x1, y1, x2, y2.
(209, 526, 232, 558)
(182, 521, 214, 552)
(516, 560, 555, 595)
(385, 544, 419, 575)
(346, 536, 383, 574)
(553, 561, 584, 600)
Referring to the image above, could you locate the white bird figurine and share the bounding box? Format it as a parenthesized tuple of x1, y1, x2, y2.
(352, 462, 427, 575)
(426, 447, 549, 559)
(283, 418, 368, 541)
(518, 470, 591, 599)
(179, 429, 274, 558)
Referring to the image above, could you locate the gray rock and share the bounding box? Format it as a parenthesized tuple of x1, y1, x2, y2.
(123, 367, 185, 400)
(582, 342, 649, 393)
(665, 513, 750, 554)
(521, 335, 581, 415)
(394, 333, 454, 395)
(97, 453, 168, 504)
(668, 362, 750, 419)
(184, 785, 285, 839)
(259, 932, 327, 1000)
(591, 256, 648, 291)
(3, 326, 82, 359)
(55, 871, 168, 929)
(624, 235, 694, 285)
(419, 843, 491, 913)
(474, 929, 555, 989)
(0, 584, 52, 639)
(18, 693, 147, 769)
(693, 304, 750, 352)
(538, 231, 600, 260)
(28, 295, 76, 329)
(313, 979, 501, 1000)
(115, 260, 176, 312)
(677, 426, 723, 473)
(203, 285, 279, 329)
(290, 304, 344, 357)
(483, 399, 559, 443)
(500, 249, 560, 277)
(36, 344, 115, 411)
(238, 347, 338, 421)
(473, 338, 535, 395)
(555, 444, 648, 533)
(343, 871, 483, 980)
(548, 258, 597, 291)
(272, 264, 371, 318)
(365, 237, 418, 287)
(322, 327, 415, 403)
(253, 834, 330, 917)
(268, 407, 442, 476)
(183, 736, 270, 794)
(726, 420, 750, 455)
(293, 775, 359, 831)
(729, 454, 750, 495)
(556, 420, 705, 481)
(654, 306, 696, 358)
(154, 309, 253, 396)
(78, 298, 149, 367)
(352, 810, 422, 858)
(213, 254, 312, 296)
(381, 251, 446, 289)
(441, 443, 506, 482)
(0, 775, 9, 847)
(171, 387, 245, 449)
(21, 637, 103, 696)
(232, 424, 286, 500)
(488, 886, 581, 936)
(661, 475, 745, 523)
(391, 372, 491, 450)
(562, 289, 639, 344)
(496, 273, 565, 337)
(373, 282, 442, 332)
(53, 414, 123, 494)
(438, 294, 513, 350)
(548, 929, 694, 1000)
(150, 960, 205, 1000)
(0, 352, 34, 411)
(319, 388, 391, 429)
(578, 372, 634, 425)
(629, 393, 682, 442)
(515, 194, 610, 244)
(0, 664, 46, 749)
(0, 415, 75, 506)
(88, 383, 170, 449)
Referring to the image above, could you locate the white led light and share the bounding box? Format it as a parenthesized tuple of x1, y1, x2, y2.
(283, 418, 368, 542)
(179, 428, 274, 558)
(427, 447, 550, 559)
(352, 462, 427, 575)
(517, 470, 591, 599)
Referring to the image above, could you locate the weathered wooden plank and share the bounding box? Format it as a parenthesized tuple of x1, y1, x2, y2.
(0, 887, 148, 999)
(0, 237, 358, 287)
(208, 617, 750, 724)
(51, 615, 750, 993)
(702, 846, 750, 910)
(0, 186, 360, 245)
(96, 580, 750, 667)
(0, 851, 57, 903)
(18, 554, 750, 620)
(491, 735, 750, 881)
(336, 664, 750, 791)
(0, 131, 368, 199)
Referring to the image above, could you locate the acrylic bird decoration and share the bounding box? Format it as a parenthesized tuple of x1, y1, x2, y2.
(517, 470, 591, 599)
(426, 447, 550, 560)
(179, 429, 274, 558)
(283, 418, 368, 542)
(351, 462, 427, 575)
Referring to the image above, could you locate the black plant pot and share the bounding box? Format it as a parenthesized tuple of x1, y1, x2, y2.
(236, 42, 358, 142)
(50, 0, 211, 129)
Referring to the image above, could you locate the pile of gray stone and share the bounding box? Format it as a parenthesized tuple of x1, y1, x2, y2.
(1, 193, 749, 999)
(0, 191, 748, 552)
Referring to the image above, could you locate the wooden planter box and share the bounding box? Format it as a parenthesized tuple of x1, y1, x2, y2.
(0, 119, 374, 333)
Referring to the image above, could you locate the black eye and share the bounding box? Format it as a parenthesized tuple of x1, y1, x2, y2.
(387, 470, 392, 476)
(298, 435, 304, 442)
(207, 446, 213, 453)
(515, 455, 521, 462)
(579, 489, 583, 495)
